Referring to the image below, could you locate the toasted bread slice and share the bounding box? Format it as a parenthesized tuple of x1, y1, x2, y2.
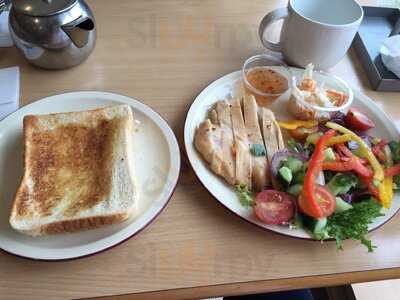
(10, 105, 137, 236)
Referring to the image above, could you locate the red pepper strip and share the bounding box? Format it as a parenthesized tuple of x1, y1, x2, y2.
(322, 161, 354, 171)
(385, 164, 400, 177)
(360, 176, 380, 200)
(372, 140, 388, 163)
(335, 152, 341, 161)
(322, 144, 373, 178)
(335, 144, 353, 157)
(335, 144, 368, 165)
(376, 139, 388, 148)
(302, 129, 336, 218)
(322, 160, 373, 178)
(337, 144, 373, 177)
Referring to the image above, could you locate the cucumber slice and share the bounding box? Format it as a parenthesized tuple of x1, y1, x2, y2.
(292, 170, 305, 184)
(306, 132, 323, 146)
(327, 173, 358, 196)
(324, 147, 336, 162)
(287, 184, 303, 197)
(314, 217, 327, 233)
(335, 197, 353, 213)
(279, 166, 293, 183)
(282, 156, 304, 173)
(302, 215, 329, 240)
(292, 212, 304, 229)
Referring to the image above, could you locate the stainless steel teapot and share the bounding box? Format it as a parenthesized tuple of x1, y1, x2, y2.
(9, 0, 96, 69)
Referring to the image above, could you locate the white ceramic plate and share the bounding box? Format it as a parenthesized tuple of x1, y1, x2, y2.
(184, 69, 400, 239)
(0, 91, 180, 260)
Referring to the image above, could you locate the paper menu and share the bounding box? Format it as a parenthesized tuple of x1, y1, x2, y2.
(0, 66, 19, 120)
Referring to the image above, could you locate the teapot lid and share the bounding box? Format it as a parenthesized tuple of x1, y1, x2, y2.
(13, 0, 77, 17)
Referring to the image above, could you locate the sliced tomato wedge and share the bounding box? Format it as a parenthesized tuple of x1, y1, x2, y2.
(254, 190, 295, 225)
(289, 126, 319, 141)
(298, 185, 336, 218)
(346, 108, 375, 131)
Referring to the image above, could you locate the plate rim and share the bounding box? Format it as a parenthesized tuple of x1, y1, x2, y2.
(184, 70, 400, 241)
(0, 91, 181, 261)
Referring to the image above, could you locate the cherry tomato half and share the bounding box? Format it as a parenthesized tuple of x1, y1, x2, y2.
(346, 108, 375, 131)
(298, 185, 336, 218)
(254, 190, 295, 225)
(289, 126, 319, 141)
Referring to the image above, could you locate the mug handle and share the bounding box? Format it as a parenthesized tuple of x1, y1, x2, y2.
(259, 7, 289, 52)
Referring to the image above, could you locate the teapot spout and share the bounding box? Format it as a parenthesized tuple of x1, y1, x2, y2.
(62, 17, 95, 48)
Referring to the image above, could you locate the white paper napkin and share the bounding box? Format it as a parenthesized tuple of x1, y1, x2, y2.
(380, 35, 400, 78)
(0, 66, 19, 120)
(0, 11, 13, 47)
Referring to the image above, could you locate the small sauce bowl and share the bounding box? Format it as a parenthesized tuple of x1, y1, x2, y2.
(242, 54, 291, 107)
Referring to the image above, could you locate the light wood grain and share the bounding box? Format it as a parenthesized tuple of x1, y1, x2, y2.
(353, 279, 400, 300)
(1, 1, 400, 300)
(91, 269, 400, 300)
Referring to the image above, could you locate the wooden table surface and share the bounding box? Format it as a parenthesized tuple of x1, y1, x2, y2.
(1, 1, 400, 299)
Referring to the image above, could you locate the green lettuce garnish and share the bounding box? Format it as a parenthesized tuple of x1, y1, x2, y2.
(235, 184, 254, 207)
(326, 199, 384, 252)
(250, 144, 266, 157)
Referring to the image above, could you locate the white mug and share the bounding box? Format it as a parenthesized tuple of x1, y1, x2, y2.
(259, 0, 364, 69)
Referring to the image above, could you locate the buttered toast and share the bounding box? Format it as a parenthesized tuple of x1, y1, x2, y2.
(10, 105, 137, 236)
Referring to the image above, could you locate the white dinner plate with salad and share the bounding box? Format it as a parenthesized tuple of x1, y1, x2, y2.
(0, 91, 180, 260)
(184, 66, 400, 251)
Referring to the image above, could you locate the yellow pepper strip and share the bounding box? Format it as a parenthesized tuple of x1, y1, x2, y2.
(380, 144, 394, 208)
(326, 134, 352, 146)
(278, 120, 318, 130)
(379, 177, 393, 208)
(326, 122, 384, 181)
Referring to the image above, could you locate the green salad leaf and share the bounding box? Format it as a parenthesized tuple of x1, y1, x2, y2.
(287, 138, 303, 153)
(292, 164, 307, 184)
(326, 198, 384, 252)
(305, 132, 323, 147)
(287, 138, 313, 158)
(393, 175, 400, 190)
(327, 173, 359, 196)
(235, 184, 254, 207)
(389, 140, 400, 163)
(250, 144, 266, 156)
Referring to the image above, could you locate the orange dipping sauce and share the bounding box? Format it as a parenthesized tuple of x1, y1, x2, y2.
(244, 67, 289, 107)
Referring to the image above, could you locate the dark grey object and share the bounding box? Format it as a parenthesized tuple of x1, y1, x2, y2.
(9, 0, 96, 70)
(353, 6, 400, 91)
(0, 0, 10, 13)
(0, 1, 6, 13)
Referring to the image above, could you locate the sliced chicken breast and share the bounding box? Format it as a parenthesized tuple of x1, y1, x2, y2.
(230, 98, 252, 188)
(194, 101, 236, 186)
(262, 108, 285, 189)
(213, 101, 236, 184)
(243, 95, 270, 191)
(194, 119, 224, 177)
(209, 107, 219, 125)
